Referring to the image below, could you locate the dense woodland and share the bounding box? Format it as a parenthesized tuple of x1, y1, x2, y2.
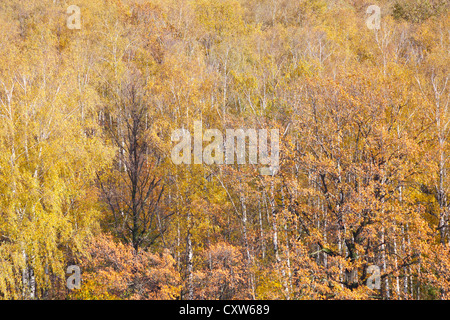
(0, 0, 449, 300)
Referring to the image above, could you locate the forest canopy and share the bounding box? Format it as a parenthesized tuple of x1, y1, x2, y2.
(0, 0, 449, 300)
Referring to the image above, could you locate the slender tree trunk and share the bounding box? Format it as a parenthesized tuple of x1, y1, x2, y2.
(269, 182, 280, 264)
(239, 189, 256, 299)
(258, 200, 266, 260)
(186, 212, 194, 300)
